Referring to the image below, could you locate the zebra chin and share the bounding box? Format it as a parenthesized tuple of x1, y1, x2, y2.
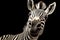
(29, 28, 42, 37)
(30, 28, 44, 37)
(30, 32, 39, 37)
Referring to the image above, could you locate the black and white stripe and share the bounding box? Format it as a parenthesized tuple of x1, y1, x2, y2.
(0, 0, 56, 39)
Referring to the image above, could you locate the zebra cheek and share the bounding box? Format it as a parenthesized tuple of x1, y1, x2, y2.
(39, 28, 44, 36)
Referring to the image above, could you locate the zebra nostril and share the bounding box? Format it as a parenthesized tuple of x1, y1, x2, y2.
(37, 24, 41, 27)
(37, 28, 41, 30)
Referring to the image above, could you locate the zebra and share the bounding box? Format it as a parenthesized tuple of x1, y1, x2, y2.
(0, 0, 56, 40)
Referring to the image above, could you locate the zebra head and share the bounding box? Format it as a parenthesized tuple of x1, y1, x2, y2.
(26, 0, 56, 39)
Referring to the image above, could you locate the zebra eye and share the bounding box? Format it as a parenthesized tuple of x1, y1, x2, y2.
(29, 22, 32, 25)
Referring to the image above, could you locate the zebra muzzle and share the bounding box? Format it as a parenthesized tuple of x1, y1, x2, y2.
(30, 28, 41, 37)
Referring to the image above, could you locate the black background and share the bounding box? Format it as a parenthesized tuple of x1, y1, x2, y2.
(0, 0, 59, 40)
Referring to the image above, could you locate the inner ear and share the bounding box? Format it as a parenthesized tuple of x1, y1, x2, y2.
(27, 0, 35, 11)
(40, 1, 46, 9)
(40, 3, 42, 9)
(35, 1, 46, 9)
(45, 2, 56, 15)
(48, 5, 54, 12)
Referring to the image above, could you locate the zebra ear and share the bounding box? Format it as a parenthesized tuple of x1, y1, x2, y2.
(45, 2, 56, 15)
(27, 0, 35, 11)
(36, 1, 46, 9)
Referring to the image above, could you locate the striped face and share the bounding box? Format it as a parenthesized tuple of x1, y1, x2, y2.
(27, 9, 47, 38)
(27, 0, 56, 39)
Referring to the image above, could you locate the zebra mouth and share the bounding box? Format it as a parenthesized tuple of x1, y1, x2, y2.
(30, 28, 41, 37)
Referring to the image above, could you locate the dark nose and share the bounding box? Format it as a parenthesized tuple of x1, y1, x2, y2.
(31, 23, 41, 30)
(32, 20, 41, 27)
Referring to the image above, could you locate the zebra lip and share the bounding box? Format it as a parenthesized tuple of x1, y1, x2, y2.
(30, 28, 41, 34)
(30, 30, 40, 37)
(30, 31, 39, 37)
